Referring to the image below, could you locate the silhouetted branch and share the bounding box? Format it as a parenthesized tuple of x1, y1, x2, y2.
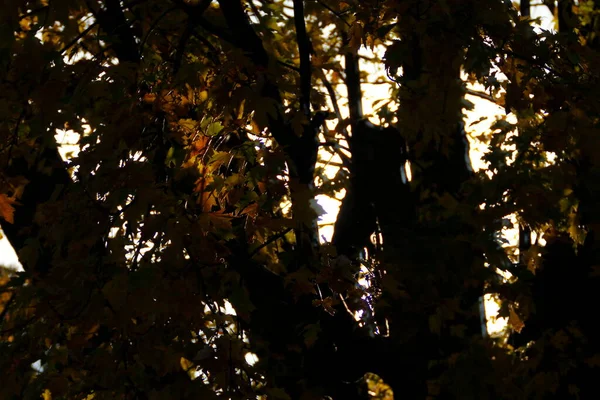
(249, 228, 293, 257)
(465, 87, 498, 104)
(60, 22, 99, 55)
(293, 0, 313, 115)
(314, 0, 351, 26)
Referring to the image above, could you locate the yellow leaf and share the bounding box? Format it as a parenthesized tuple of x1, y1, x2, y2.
(180, 356, 194, 372)
(509, 306, 524, 333)
(178, 118, 198, 134)
(41, 389, 52, 400)
(0, 194, 16, 224)
(365, 373, 394, 400)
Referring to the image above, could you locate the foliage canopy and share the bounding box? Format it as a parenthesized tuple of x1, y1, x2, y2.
(1, 0, 600, 398)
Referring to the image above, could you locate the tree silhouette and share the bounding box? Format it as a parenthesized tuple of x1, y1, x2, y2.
(1, 0, 599, 399)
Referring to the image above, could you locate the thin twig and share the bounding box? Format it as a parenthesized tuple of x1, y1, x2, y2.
(60, 21, 99, 55)
(314, 0, 351, 26)
(465, 87, 498, 104)
(319, 71, 343, 121)
(140, 6, 178, 53)
(278, 60, 301, 72)
(319, 70, 351, 142)
(20, 5, 49, 19)
(249, 228, 293, 257)
(321, 140, 350, 152)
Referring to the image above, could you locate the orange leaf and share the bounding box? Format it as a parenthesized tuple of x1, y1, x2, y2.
(509, 306, 524, 333)
(0, 194, 16, 224)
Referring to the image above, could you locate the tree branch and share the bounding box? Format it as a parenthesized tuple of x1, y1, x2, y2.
(293, 0, 312, 115)
(314, 0, 351, 26)
(465, 87, 498, 104)
(60, 21, 99, 56)
(342, 32, 363, 122)
(249, 228, 293, 257)
(318, 69, 350, 141)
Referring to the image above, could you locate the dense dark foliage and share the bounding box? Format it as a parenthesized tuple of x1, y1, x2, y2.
(1, 0, 599, 398)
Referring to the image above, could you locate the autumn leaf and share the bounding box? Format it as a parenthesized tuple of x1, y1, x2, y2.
(0, 194, 16, 224)
(41, 389, 52, 400)
(509, 306, 524, 333)
(180, 356, 194, 372)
